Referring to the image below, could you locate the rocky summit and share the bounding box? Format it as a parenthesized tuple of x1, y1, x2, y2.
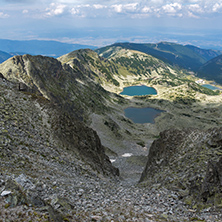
(0, 48, 222, 221)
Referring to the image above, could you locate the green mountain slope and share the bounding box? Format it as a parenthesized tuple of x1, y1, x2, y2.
(59, 48, 192, 94)
(198, 54, 222, 84)
(96, 42, 222, 71)
(185, 44, 222, 61)
(58, 49, 120, 86)
(93, 47, 219, 97)
(58, 48, 179, 88)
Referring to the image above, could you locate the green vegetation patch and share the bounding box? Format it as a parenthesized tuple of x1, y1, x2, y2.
(188, 82, 221, 95)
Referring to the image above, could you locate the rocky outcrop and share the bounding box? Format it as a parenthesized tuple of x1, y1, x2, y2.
(0, 54, 119, 174)
(201, 158, 222, 203)
(140, 127, 222, 209)
(51, 109, 119, 176)
(0, 54, 110, 118)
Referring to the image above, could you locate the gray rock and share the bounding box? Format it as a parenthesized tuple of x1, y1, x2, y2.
(15, 174, 35, 190)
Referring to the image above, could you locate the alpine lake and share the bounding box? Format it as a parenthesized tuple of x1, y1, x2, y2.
(202, 84, 222, 90)
(120, 85, 164, 124)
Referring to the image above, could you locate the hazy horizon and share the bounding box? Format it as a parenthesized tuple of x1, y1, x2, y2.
(1, 0, 222, 49)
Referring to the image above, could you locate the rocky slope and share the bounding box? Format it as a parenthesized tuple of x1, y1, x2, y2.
(0, 69, 120, 220)
(1, 48, 222, 221)
(1, 77, 221, 221)
(1, 50, 221, 167)
(0, 53, 113, 119)
(140, 127, 222, 211)
(0, 53, 121, 174)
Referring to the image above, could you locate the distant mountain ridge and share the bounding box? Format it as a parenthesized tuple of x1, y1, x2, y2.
(185, 44, 222, 61)
(2, 39, 221, 74)
(96, 42, 222, 71)
(0, 50, 12, 63)
(0, 39, 96, 58)
(198, 54, 222, 84)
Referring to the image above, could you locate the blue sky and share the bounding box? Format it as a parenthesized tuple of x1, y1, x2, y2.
(1, 0, 222, 48)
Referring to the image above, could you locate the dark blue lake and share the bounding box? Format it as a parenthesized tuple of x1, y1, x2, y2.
(202, 84, 221, 90)
(120, 85, 157, 96)
(124, 107, 164, 124)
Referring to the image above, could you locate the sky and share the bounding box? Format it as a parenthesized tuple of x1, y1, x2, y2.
(1, 0, 222, 48)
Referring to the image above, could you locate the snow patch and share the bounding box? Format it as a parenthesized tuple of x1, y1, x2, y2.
(1, 191, 11, 196)
(122, 153, 133, 157)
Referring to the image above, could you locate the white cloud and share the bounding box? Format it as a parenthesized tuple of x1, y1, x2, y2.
(124, 3, 138, 11)
(111, 4, 123, 13)
(93, 4, 107, 10)
(212, 3, 222, 12)
(161, 3, 182, 17)
(70, 7, 79, 15)
(2, 0, 222, 21)
(162, 5, 176, 13)
(45, 3, 67, 16)
(111, 3, 138, 13)
(54, 5, 66, 15)
(187, 0, 200, 3)
(187, 11, 199, 18)
(22, 9, 28, 14)
(162, 3, 182, 14)
(77, 4, 90, 8)
(188, 4, 203, 13)
(142, 6, 152, 13)
(0, 12, 9, 18)
(70, 4, 90, 17)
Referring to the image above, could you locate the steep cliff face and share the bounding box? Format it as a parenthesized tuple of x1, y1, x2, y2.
(140, 127, 222, 208)
(50, 108, 119, 176)
(0, 54, 110, 119)
(0, 76, 119, 220)
(0, 55, 119, 176)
